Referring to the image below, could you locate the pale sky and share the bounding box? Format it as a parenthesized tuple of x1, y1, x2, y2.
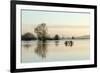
(21, 10, 90, 36)
(22, 10, 90, 27)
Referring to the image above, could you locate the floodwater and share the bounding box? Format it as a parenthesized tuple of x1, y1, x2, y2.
(21, 39, 90, 63)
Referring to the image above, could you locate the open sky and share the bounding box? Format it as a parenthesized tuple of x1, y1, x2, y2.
(21, 10, 90, 36)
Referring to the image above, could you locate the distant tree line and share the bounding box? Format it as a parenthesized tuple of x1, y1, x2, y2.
(21, 23, 89, 41)
(21, 33, 60, 41)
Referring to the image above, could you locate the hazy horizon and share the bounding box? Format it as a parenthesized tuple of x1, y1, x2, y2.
(21, 10, 90, 37)
(22, 25, 89, 37)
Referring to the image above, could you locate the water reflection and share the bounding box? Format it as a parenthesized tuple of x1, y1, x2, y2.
(23, 40, 74, 59)
(55, 40, 59, 46)
(22, 40, 90, 63)
(64, 41, 74, 47)
(35, 41, 48, 59)
(22, 41, 32, 48)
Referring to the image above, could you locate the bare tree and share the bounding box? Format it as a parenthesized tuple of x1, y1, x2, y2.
(34, 23, 48, 40)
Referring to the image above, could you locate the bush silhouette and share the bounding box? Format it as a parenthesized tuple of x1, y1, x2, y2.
(54, 34, 60, 40)
(22, 32, 36, 40)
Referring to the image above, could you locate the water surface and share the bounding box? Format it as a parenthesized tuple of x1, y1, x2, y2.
(21, 39, 90, 63)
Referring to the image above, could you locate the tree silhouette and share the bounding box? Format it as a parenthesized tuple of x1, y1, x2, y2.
(22, 32, 36, 40)
(34, 23, 48, 40)
(54, 34, 60, 40)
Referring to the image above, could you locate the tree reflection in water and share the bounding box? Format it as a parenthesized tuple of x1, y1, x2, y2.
(23, 41, 32, 49)
(64, 40, 74, 47)
(23, 44, 31, 48)
(55, 40, 59, 46)
(22, 40, 74, 59)
(35, 41, 48, 59)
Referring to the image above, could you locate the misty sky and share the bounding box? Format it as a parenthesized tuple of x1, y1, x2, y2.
(21, 10, 90, 36)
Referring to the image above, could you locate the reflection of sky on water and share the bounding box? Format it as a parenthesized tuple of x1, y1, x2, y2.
(21, 40, 90, 63)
